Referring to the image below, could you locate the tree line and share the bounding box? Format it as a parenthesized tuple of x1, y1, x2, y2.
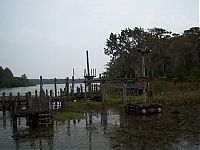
(104, 27, 200, 81)
(0, 66, 33, 88)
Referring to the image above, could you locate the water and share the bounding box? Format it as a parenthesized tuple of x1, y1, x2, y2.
(0, 106, 200, 149)
(0, 84, 84, 96)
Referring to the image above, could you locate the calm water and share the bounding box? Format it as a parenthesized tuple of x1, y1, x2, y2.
(0, 84, 84, 96)
(0, 106, 200, 149)
(0, 86, 200, 149)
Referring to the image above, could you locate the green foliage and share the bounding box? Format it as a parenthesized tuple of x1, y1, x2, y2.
(0, 66, 33, 88)
(104, 27, 200, 82)
(62, 100, 103, 111)
(151, 80, 175, 94)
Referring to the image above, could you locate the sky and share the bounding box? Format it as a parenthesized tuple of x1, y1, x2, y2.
(0, 0, 199, 79)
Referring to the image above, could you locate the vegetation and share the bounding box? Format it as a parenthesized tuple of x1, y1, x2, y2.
(104, 27, 200, 81)
(151, 80, 200, 106)
(0, 66, 33, 88)
(62, 100, 103, 111)
(53, 100, 102, 121)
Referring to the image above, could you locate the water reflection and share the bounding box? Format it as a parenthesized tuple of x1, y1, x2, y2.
(0, 106, 200, 149)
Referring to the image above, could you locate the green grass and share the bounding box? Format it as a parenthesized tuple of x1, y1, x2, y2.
(53, 111, 85, 121)
(62, 100, 103, 111)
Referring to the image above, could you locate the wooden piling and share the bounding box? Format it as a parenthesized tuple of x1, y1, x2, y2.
(80, 84, 83, 93)
(72, 69, 75, 99)
(60, 88, 63, 99)
(35, 90, 38, 98)
(65, 77, 69, 100)
(54, 78, 57, 97)
(86, 51, 90, 77)
(122, 82, 128, 105)
(50, 90, 53, 97)
(9, 92, 12, 101)
(2, 92, 5, 112)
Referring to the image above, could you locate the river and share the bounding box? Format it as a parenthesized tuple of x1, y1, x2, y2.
(0, 106, 200, 149)
(0, 86, 200, 149)
(0, 84, 83, 96)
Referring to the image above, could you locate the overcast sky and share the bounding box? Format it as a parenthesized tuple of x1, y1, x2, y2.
(0, 0, 199, 79)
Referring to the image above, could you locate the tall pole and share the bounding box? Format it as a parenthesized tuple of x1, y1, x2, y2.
(138, 47, 151, 104)
(86, 50, 91, 95)
(141, 54, 145, 77)
(141, 54, 147, 103)
(72, 68, 75, 99)
(86, 50, 90, 77)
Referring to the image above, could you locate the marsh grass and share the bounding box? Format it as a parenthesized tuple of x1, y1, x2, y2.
(151, 81, 200, 106)
(62, 100, 103, 111)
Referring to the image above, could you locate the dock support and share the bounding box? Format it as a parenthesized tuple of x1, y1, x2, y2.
(65, 77, 69, 100)
(72, 69, 75, 100)
(54, 78, 57, 97)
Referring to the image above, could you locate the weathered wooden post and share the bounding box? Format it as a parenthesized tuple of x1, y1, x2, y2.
(122, 82, 127, 105)
(17, 92, 20, 101)
(39, 76, 45, 113)
(35, 90, 38, 98)
(39, 75, 45, 95)
(77, 87, 80, 97)
(80, 84, 83, 93)
(91, 84, 94, 92)
(101, 83, 106, 103)
(25, 92, 28, 101)
(2, 92, 6, 117)
(50, 90, 53, 109)
(72, 68, 75, 100)
(54, 78, 57, 97)
(50, 90, 53, 97)
(65, 77, 69, 100)
(141, 54, 147, 103)
(60, 88, 63, 98)
(13, 114, 17, 133)
(12, 93, 18, 132)
(54, 78, 57, 110)
(9, 92, 12, 101)
(84, 83, 87, 100)
(86, 51, 91, 94)
(137, 47, 151, 103)
(46, 89, 48, 97)
(40, 76, 43, 92)
(94, 84, 97, 92)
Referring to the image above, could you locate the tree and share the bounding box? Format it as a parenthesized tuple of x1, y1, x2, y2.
(104, 26, 200, 81)
(2, 67, 13, 79)
(21, 74, 27, 79)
